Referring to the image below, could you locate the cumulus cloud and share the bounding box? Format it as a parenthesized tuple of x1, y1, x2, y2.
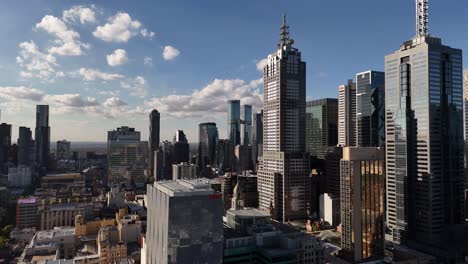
(145, 78, 263, 118)
(0, 86, 45, 101)
(162, 46, 180, 61)
(140, 28, 155, 39)
(16, 41, 58, 81)
(143, 56, 153, 66)
(44, 94, 99, 107)
(93, 12, 141, 42)
(103, 97, 127, 107)
(256, 58, 268, 71)
(121, 76, 149, 97)
(106, 49, 128, 66)
(36, 15, 89, 56)
(63, 6, 97, 24)
(77, 68, 124, 81)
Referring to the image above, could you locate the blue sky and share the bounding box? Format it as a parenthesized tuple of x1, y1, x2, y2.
(0, 0, 466, 143)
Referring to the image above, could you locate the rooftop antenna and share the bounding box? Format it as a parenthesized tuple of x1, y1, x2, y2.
(416, 0, 429, 37)
(278, 14, 290, 48)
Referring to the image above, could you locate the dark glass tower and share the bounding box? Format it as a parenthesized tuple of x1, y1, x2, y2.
(18, 127, 32, 166)
(305, 98, 338, 158)
(228, 100, 241, 146)
(173, 130, 189, 164)
(149, 109, 160, 177)
(35, 105, 50, 172)
(0, 123, 12, 173)
(356, 71, 385, 147)
(241, 104, 252, 146)
(252, 111, 263, 170)
(198, 123, 219, 176)
(257, 15, 309, 221)
(385, 0, 465, 259)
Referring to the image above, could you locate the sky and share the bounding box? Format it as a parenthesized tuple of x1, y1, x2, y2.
(0, 0, 466, 143)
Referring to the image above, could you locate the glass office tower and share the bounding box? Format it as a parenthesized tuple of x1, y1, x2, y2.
(241, 104, 252, 146)
(385, 1, 464, 258)
(228, 100, 241, 146)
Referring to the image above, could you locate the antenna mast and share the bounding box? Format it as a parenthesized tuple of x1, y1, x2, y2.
(416, 0, 429, 36)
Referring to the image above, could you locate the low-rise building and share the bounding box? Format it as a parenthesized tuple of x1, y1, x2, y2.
(74, 215, 116, 237)
(97, 226, 127, 264)
(38, 202, 92, 230)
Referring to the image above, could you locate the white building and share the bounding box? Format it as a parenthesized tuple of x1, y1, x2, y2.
(319, 193, 340, 227)
(172, 162, 197, 180)
(8, 165, 32, 187)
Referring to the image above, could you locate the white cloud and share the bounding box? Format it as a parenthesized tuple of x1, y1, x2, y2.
(44, 94, 99, 107)
(145, 78, 262, 118)
(93, 12, 141, 42)
(140, 28, 155, 39)
(16, 41, 58, 81)
(36, 15, 89, 56)
(143, 56, 153, 66)
(0, 86, 45, 101)
(256, 58, 268, 71)
(77, 68, 124, 81)
(106, 49, 128, 66)
(121, 76, 149, 97)
(162, 46, 180, 61)
(103, 97, 127, 107)
(63, 6, 97, 24)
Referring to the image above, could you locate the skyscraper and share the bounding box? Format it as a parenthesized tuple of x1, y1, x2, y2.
(107, 126, 148, 186)
(257, 16, 309, 221)
(146, 179, 223, 264)
(173, 130, 189, 164)
(356, 71, 385, 147)
(35, 105, 50, 171)
(465, 72, 468, 141)
(0, 123, 11, 172)
(18, 127, 32, 166)
(198, 123, 219, 176)
(56, 140, 71, 160)
(241, 104, 252, 146)
(216, 139, 234, 173)
(385, 0, 465, 258)
(228, 100, 241, 146)
(338, 80, 357, 147)
(252, 111, 263, 168)
(340, 147, 384, 262)
(149, 109, 160, 177)
(305, 98, 338, 158)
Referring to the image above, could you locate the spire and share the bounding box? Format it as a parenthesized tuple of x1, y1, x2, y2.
(278, 14, 291, 48)
(416, 0, 429, 36)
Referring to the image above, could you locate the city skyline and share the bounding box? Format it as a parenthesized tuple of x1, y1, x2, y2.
(0, 0, 466, 142)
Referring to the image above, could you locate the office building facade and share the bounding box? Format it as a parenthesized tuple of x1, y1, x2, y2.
(241, 104, 252, 146)
(356, 71, 385, 147)
(35, 105, 50, 171)
(149, 109, 160, 177)
(257, 16, 309, 221)
(107, 127, 148, 185)
(56, 140, 71, 160)
(338, 80, 357, 147)
(173, 130, 189, 164)
(198, 122, 219, 176)
(228, 100, 241, 146)
(385, 0, 465, 259)
(305, 98, 338, 157)
(0, 123, 12, 173)
(340, 147, 384, 262)
(18, 127, 32, 166)
(146, 179, 223, 264)
(252, 111, 263, 170)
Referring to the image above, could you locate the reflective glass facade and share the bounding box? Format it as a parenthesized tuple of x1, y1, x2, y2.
(305, 98, 338, 157)
(385, 36, 464, 250)
(228, 100, 241, 146)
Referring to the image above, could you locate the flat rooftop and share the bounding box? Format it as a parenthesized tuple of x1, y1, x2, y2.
(36, 227, 75, 240)
(155, 179, 217, 197)
(18, 197, 37, 204)
(227, 208, 270, 218)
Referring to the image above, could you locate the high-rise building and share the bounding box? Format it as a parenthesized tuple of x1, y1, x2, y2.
(149, 109, 160, 177)
(465, 72, 468, 141)
(198, 123, 219, 176)
(305, 98, 338, 158)
(18, 127, 32, 166)
(0, 123, 12, 173)
(216, 139, 234, 173)
(356, 71, 385, 147)
(241, 104, 252, 146)
(228, 100, 241, 146)
(252, 111, 263, 170)
(172, 162, 197, 180)
(338, 80, 357, 147)
(35, 105, 50, 171)
(107, 126, 148, 186)
(146, 179, 223, 264)
(385, 0, 465, 258)
(234, 145, 253, 173)
(340, 147, 384, 262)
(56, 140, 71, 160)
(257, 16, 309, 221)
(173, 130, 189, 164)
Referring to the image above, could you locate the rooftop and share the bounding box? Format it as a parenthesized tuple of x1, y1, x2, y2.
(155, 179, 217, 197)
(18, 197, 37, 204)
(36, 227, 75, 241)
(227, 208, 270, 218)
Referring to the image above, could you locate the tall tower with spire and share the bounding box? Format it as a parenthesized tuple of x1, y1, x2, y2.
(384, 0, 465, 259)
(257, 15, 309, 222)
